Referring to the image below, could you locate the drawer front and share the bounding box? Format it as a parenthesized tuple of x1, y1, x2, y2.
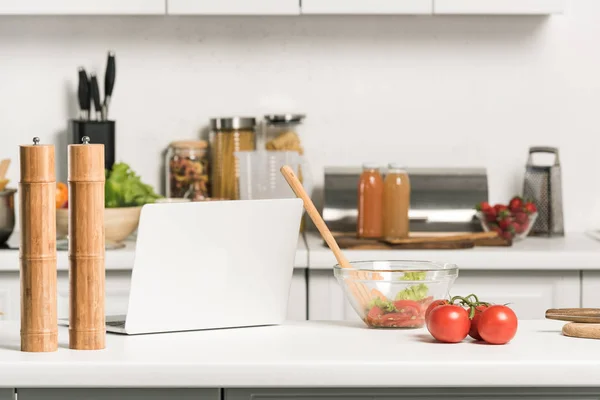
(17, 389, 219, 400)
(451, 270, 580, 319)
(582, 271, 600, 308)
(226, 388, 600, 399)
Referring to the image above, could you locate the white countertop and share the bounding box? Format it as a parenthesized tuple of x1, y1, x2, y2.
(306, 232, 600, 270)
(0, 319, 597, 388)
(0, 234, 308, 271)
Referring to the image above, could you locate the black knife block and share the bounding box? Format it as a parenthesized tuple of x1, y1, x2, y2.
(70, 119, 115, 171)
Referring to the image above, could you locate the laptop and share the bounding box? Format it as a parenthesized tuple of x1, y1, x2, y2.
(61, 198, 304, 335)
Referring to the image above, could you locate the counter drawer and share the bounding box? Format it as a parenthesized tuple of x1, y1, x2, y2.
(17, 389, 219, 400)
(226, 388, 600, 399)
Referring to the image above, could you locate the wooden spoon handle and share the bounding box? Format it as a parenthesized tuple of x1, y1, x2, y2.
(281, 165, 350, 269)
(0, 159, 10, 180)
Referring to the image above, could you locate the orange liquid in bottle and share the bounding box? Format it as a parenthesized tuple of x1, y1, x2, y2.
(383, 164, 410, 239)
(357, 164, 383, 238)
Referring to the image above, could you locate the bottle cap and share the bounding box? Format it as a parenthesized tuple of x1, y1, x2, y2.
(362, 163, 380, 171)
(388, 163, 407, 171)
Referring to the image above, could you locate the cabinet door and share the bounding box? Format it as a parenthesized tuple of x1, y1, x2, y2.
(17, 389, 219, 400)
(308, 269, 581, 321)
(301, 0, 433, 14)
(0, 272, 19, 321)
(58, 271, 132, 319)
(307, 270, 360, 322)
(0, 0, 166, 15)
(582, 271, 600, 308)
(287, 269, 307, 320)
(168, 0, 299, 15)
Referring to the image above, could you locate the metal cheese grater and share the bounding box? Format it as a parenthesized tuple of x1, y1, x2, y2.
(522, 147, 564, 237)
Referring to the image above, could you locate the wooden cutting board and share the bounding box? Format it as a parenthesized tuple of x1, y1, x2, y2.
(562, 322, 600, 340)
(546, 308, 600, 323)
(331, 231, 510, 250)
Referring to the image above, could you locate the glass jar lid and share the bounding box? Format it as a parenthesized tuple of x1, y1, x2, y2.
(264, 114, 306, 125)
(210, 117, 256, 131)
(169, 140, 208, 149)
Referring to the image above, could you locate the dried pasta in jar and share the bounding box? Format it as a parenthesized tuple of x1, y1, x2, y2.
(210, 117, 256, 200)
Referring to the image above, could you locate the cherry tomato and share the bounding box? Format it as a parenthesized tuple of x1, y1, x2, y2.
(426, 305, 470, 343)
(425, 299, 449, 323)
(477, 305, 518, 345)
(468, 304, 490, 341)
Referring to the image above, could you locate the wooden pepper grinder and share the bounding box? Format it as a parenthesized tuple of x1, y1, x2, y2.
(19, 137, 58, 352)
(68, 136, 106, 350)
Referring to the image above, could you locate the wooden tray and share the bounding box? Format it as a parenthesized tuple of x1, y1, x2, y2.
(330, 231, 511, 250)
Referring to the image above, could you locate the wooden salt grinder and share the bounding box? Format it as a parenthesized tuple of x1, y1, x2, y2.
(68, 136, 106, 350)
(20, 137, 58, 352)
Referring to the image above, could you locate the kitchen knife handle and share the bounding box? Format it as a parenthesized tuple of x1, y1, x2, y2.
(90, 74, 101, 119)
(104, 52, 116, 100)
(77, 67, 90, 120)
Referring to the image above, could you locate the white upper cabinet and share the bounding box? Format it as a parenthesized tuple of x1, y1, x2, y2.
(301, 0, 433, 15)
(434, 0, 565, 15)
(0, 0, 166, 15)
(168, 0, 300, 15)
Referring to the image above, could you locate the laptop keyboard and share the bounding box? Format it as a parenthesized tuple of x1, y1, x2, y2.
(106, 320, 126, 328)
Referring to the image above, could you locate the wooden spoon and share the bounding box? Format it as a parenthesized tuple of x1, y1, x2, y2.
(0, 159, 10, 191)
(280, 165, 351, 269)
(280, 165, 372, 308)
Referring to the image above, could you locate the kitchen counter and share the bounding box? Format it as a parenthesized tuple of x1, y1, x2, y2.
(0, 319, 597, 389)
(306, 232, 600, 270)
(0, 234, 309, 271)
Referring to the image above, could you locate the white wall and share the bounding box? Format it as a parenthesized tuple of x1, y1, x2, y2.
(0, 0, 597, 232)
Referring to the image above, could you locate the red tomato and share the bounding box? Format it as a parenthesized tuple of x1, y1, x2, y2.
(468, 304, 490, 341)
(477, 305, 518, 345)
(426, 305, 470, 343)
(393, 300, 420, 316)
(425, 299, 449, 322)
(366, 306, 384, 326)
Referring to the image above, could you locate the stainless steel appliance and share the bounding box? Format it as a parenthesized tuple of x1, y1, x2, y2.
(522, 147, 564, 237)
(323, 167, 488, 233)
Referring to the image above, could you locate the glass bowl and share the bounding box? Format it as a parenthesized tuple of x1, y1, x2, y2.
(334, 260, 458, 329)
(475, 211, 538, 241)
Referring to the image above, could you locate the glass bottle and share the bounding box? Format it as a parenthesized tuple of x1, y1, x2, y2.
(383, 163, 411, 239)
(357, 164, 384, 238)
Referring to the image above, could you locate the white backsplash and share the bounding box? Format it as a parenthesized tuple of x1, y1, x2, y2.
(0, 0, 597, 232)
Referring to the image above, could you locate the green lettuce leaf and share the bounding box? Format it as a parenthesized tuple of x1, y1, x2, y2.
(105, 162, 162, 208)
(395, 284, 429, 301)
(367, 297, 396, 312)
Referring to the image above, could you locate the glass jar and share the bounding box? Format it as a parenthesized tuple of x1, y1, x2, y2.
(264, 114, 310, 231)
(210, 117, 256, 200)
(165, 140, 210, 200)
(263, 114, 305, 154)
